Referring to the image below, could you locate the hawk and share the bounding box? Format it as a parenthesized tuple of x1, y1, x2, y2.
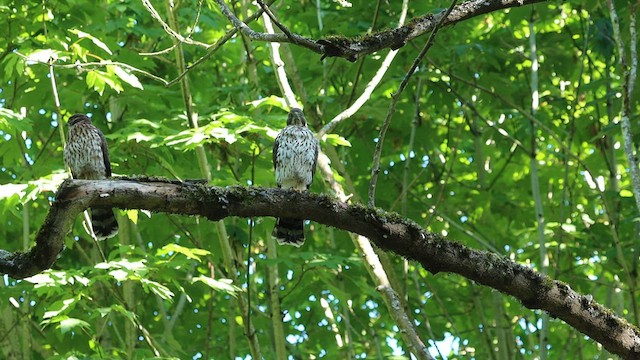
(63, 113, 118, 240)
(272, 108, 319, 246)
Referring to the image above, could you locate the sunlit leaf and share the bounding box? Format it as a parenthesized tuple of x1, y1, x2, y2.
(58, 318, 91, 334)
(248, 95, 288, 110)
(70, 29, 113, 55)
(126, 209, 139, 224)
(24, 49, 59, 64)
(157, 243, 210, 261)
(141, 278, 175, 300)
(322, 133, 352, 147)
(192, 276, 241, 296)
(43, 298, 77, 320)
(112, 65, 143, 90)
(620, 189, 633, 197)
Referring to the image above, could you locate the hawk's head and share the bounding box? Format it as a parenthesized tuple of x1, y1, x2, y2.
(286, 108, 307, 127)
(68, 114, 92, 127)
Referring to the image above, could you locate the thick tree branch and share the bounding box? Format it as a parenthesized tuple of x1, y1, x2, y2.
(215, 0, 548, 61)
(1, 178, 640, 358)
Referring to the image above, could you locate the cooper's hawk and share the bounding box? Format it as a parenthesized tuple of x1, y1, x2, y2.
(63, 113, 118, 240)
(272, 108, 319, 246)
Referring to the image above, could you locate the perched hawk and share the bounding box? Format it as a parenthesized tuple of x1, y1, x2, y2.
(63, 113, 118, 240)
(272, 108, 319, 246)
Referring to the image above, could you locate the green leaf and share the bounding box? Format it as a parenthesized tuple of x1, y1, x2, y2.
(110, 304, 137, 324)
(140, 278, 174, 300)
(156, 243, 210, 261)
(0, 183, 28, 200)
(2, 53, 25, 77)
(58, 318, 91, 334)
(192, 276, 241, 296)
(248, 95, 288, 110)
(126, 209, 139, 224)
(24, 49, 60, 64)
(86, 70, 105, 95)
(70, 29, 113, 55)
(0, 108, 31, 132)
(95, 259, 148, 281)
(43, 298, 77, 320)
(620, 189, 634, 197)
(322, 133, 352, 147)
(112, 65, 143, 90)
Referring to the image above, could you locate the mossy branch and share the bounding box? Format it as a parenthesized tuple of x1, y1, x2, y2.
(0, 178, 639, 358)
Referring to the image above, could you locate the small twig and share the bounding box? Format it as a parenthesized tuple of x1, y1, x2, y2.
(628, 2, 638, 98)
(214, 0, 321, 54)
(367, 0, 458, 207)
(191, 0, 205, 39)
(139, 43, 178, 56)
(443, 68, 569, 146)
(317, 0, 409, 137)
(279, 264, 312, 301)
(18, 53, 170, 86)
(141, 0, 204, 56)
(357, 234, 434, 360)
(317, 49, 398, 138)
(13, 130, 32, 172)
(262, 12, 300, 108)
(164, 1, 275, 87)
(438, 80, 527, 152)
(49, 56, 106, 250)
(345, 0, 384, 106)
(607, 0, 640, 218)
(401, 78, 421, 216)
(49, 62, 64, 132)
(142, 0, 209, 48)
(256, 0, 296, 44)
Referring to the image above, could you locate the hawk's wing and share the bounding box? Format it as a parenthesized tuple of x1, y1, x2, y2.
(99, 131, 112, 177)
(272, 134, 280, 171)
(311, 139, 319, 181)
(273, 132, 282, 187)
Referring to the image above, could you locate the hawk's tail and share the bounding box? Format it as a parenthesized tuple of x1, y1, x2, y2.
(91, 207, 119, 240)
(273, 218, 305, 247)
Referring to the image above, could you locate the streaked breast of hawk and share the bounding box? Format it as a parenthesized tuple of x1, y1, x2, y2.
(63, 113, 118, 240)
(272, 108, 319, 246)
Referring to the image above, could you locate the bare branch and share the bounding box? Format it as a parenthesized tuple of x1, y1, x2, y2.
(141, 0, 210, 48)
(1, 178, 640, 358)
(316, 0, 410, 138)
(368, 0, 457, 207)
(214, 0, 320, 54)
(256, 0, 296, 44)
(164, 0, 275, 87)
(607, 0, 640, 215)
(214, 0, 547, 61)
(357, 234, 432, 359)
(16, 53, 171, 86)
(261, 11, 299, 108)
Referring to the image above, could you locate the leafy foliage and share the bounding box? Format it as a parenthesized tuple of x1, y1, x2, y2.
(0, 0, 637, 359)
